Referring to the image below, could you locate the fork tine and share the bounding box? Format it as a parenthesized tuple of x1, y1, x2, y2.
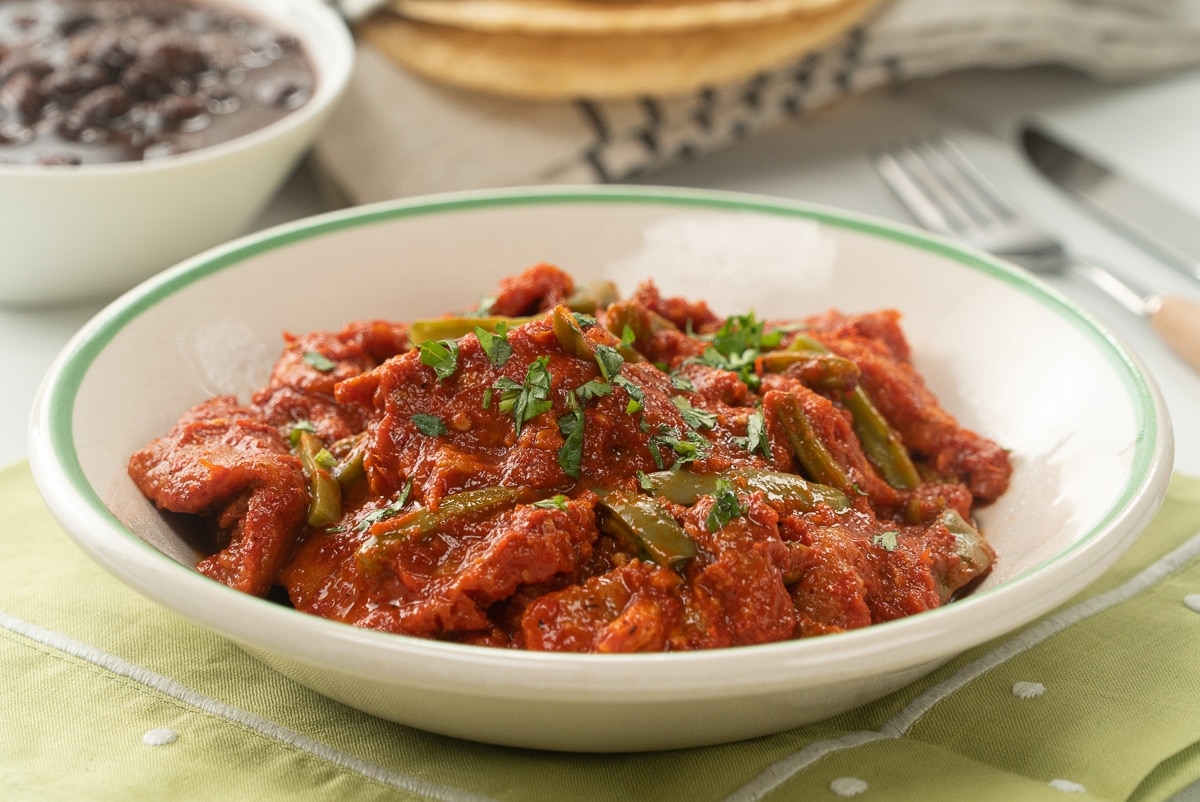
(873, 148, 954, 235)
(874, 143, 977, 236)
(920, 137, 1016, 225)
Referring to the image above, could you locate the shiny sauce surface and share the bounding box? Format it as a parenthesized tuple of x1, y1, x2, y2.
(128, 264, 1013, 652)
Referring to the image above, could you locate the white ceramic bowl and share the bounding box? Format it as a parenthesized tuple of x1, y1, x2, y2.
(29, 186, 1174, 752)
(0, 0, 354, 307)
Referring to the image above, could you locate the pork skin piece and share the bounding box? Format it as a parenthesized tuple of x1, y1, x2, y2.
(127, 396, 308, 596)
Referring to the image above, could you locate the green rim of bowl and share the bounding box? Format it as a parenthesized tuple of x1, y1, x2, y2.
(41, 184, 1160, 623)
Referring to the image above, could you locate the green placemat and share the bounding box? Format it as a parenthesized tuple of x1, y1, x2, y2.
(4, 461, 1200, 802)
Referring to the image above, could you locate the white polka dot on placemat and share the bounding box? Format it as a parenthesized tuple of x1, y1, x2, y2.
(142, 728, 179, 747)
(1183, 594, 1200, 613)
(1012, 681, 1046, 699)
(1048, 778, 1087, 793)
(830, 776, 868, 797)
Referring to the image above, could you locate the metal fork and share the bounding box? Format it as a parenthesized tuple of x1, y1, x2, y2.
(873, 136, 1200, 372)
(873, 136, 1152, 313)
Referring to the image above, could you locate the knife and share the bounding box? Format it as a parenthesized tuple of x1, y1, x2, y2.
(1020, 124, 1200, 283)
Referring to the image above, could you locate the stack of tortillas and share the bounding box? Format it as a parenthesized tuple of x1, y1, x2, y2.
(357, 0, 890, 99)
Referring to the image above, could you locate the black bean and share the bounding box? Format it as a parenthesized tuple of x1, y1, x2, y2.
(87, 31, 138, 72)
(140, 32, 207, 75)
(0, 71, 44, 124)
(40, 63, 109, 102)
(0, 49, 54, 82)
(58, 11, 98, 37)
(158, 94, 209, 132)
(119, 59, 172, 101)
(75, 85, 133, 125)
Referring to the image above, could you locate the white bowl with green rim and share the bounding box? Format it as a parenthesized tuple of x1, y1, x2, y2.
(28, 185, 1173, 752)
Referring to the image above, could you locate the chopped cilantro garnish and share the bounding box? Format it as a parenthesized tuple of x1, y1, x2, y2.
(411, 413, 447, 437)
(744, 407, 771, 459)
(711, 312, 781, 355)
(620, 324, 637, 349)
(574, 379, 613, 402)
(493, 357, 554, 436)
(557, 403, 585, 479)
(533, 494, 570, 511)
(355, 481, 412, 532)
(706, 478, 744, 531)
(302, 351, 336, 373)
(475, 323, 513, 369)
(648, 425, 709, 470)
(693, 312, 781, 388)
(611, 374, 644, 414)
(288, 420, 317, 447)
(872, 531, 899, 551)
(670, 373, 696, 393)
(418, 338, 459, 381)
(594, 344, 625, 382)
(672, 396, 717, 431)
(468, 294, 497, 317)
(572, 312, 596, 329)
(636, 470, 655, 492)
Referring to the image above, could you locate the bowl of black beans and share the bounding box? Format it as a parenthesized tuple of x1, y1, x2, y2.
(0, 0, 354, 306)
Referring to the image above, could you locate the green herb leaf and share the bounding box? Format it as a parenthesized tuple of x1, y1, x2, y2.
(493, 357, 554, 436)
(472, 294, 497, 317)
(557, 403, 585, 479)
(872, 531, 899, 551)
(672, 396, 717, 431)
(745, 408, 771, 460)
(611, 374, 645, 414)
(711, 312, 781, 355)
(574, 379, 613, 402)
(302, 351, 337, 373)
(706, 478, 744, 531)
(533, 494, 570, 511)
(475, 323, 513, 369)
(669, 373, 696, 393)
(636, 471, 655, 492)
(648, 425, 709, 470)
(692, 312, 781, 388)
(411, 413, 447, 437)
(288, 420, 317, 448)
(594, 344, 625, 382)
(418, 339, 460, 381)
(572, 312, 596, 329)
(355, 480, 412, 532)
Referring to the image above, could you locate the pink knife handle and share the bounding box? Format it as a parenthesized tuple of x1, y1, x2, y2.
(1149, 295, 1200, 373)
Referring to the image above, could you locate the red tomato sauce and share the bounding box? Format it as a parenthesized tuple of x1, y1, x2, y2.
(129, 264, 1011, 651)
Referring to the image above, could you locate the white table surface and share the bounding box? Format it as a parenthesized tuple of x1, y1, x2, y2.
(4, 64, 1199, 479)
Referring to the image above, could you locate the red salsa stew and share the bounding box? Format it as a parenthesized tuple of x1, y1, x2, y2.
(129, 264, 1011, 652)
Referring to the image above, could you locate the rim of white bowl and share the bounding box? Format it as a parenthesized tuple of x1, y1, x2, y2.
(0, 0, 354, 176)
(28, 184, 1174, 702)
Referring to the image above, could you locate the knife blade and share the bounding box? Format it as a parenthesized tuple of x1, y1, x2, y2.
(1020, 124, 1200, 283)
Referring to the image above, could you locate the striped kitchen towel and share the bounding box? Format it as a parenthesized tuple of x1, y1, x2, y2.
(312, 0, 1200, 205)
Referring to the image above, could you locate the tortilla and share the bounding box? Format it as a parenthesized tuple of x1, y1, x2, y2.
(359, 0, 886, 99)
(387, 0, 856, 35)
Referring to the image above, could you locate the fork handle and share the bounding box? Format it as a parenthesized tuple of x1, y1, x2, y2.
(1147, 294, 1200, 374)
